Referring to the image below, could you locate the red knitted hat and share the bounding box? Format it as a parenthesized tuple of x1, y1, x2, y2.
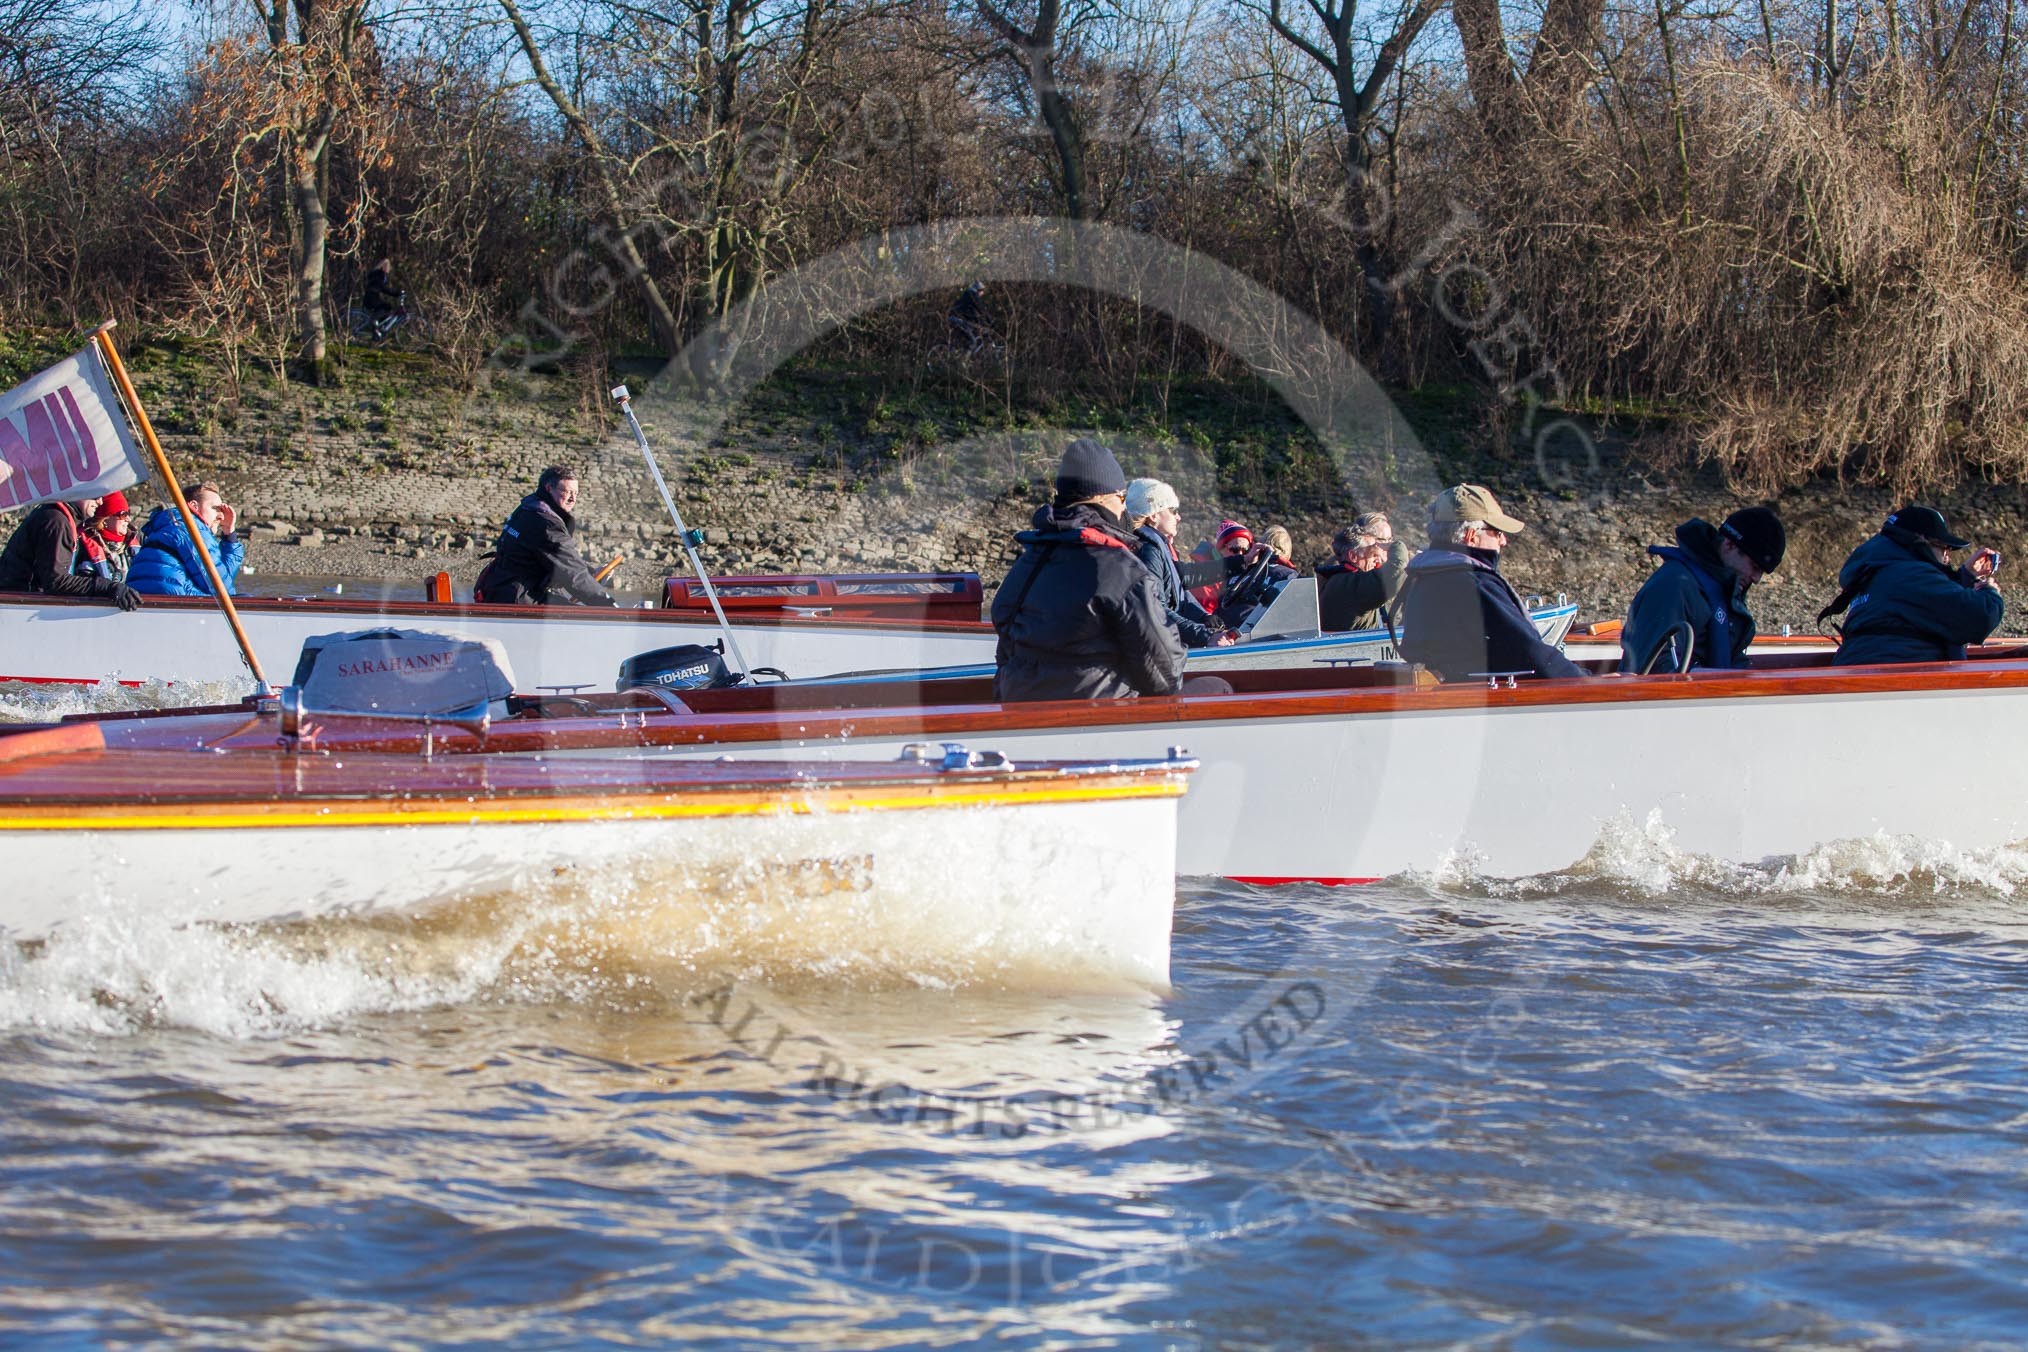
(1215, 520, 1253, 550)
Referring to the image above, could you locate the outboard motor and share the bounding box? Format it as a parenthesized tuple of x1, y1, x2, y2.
(617, 641, 742, 694)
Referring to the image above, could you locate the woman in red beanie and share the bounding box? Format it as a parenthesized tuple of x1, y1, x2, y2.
(75, 491, 136, 584)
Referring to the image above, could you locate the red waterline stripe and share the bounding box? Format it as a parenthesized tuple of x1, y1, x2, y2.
(0, 675, 153, 687)
(1229, 875, 1382, 887)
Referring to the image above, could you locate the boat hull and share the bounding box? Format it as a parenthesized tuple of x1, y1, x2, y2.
(594, 676, 2028, 881)
(134, 661, 2014, 883)
(0, 743, 1185, 985)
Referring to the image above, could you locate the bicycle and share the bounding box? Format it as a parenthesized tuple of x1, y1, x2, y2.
(926, 332, 1006, 372)
(347, 293, 425, 346)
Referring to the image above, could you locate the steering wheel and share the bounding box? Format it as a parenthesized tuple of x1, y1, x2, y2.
(1219, 549, 1278, 614)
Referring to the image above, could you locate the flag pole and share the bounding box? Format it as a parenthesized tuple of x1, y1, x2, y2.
(89, 322, 270, 693)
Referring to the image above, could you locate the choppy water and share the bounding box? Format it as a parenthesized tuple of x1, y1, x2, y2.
(7, 819, 2028, 1348)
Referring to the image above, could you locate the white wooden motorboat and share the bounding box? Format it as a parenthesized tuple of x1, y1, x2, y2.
(0, 724, 1191, 986)
(757, 580, 1581, 686)
(53, 645, 2028, 884)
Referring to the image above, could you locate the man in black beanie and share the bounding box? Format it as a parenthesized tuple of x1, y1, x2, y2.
(990, 438, 1186, 701)
(1621, 506, 1786, 673)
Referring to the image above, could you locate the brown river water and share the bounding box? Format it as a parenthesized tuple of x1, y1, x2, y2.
(4, 683, 2028, 1347)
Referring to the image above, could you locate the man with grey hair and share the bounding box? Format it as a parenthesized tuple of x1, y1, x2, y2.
(1395, 485, 1586, 682)
(1317, 510, 1409, 632)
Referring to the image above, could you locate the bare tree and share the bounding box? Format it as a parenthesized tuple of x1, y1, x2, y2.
(972, 0, 1095, 218)
(1248, 0, 1445, 355)
(250, 0, 386, 379)
(497, 0, 684, 353)
(0, 0, 160, 318)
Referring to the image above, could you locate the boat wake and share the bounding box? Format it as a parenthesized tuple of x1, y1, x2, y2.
(1421, 809, 2028, 911)
(0, 677, 254, 723)
(1, 845, 1155, 1039)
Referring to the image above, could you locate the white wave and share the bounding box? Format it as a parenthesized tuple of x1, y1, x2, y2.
(0, 676, 254, 724)
(1434, 808, 2028, 903)
(0, 903, 517, 1040)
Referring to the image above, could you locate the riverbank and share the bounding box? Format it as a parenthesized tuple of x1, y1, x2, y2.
(79, 338, 2028, 634)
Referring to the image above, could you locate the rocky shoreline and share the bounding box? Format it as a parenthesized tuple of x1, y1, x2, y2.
(125, 356, 2028, 636)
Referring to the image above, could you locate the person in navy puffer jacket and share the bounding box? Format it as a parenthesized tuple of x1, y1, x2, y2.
(127, 483, 245, 597)
(1826, 506, 2003, 666)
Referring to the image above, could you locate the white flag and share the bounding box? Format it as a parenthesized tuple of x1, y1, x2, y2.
(0, 345, 148, 512)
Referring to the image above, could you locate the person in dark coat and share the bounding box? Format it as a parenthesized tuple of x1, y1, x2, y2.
(1620, 507, 1786, 674)
(948, 282, 991, 355)
(363, 257, 401, 318)
(1124, 477, 1232, 649)
(1317, 512, 1410, 632)
(474, 465, 617, 606)
(1825, 506, 2003, 666)
(1396, 484, 1586, 682)
(0, 494, 143, 609)
(991, 440, 1187, 702)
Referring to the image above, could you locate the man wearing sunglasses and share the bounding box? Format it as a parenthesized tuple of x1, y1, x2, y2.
(1395, 484, 1586, 682)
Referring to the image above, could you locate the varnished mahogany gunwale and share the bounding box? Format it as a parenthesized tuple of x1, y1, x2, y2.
(0, 743, 1186, 815)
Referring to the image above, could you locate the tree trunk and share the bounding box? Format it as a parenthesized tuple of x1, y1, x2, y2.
(979, 0, 1087, 220)
(499, 0, 684, 356)
(1451, 0, 1524, 141)
(1034, 54, 1088, 220)
(292, 139, 331, 381)
(1529, 0, 1603, 136)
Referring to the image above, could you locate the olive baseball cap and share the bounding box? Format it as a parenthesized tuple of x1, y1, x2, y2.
(1428, 484, 1525, 534)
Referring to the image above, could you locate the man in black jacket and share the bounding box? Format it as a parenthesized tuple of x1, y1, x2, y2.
(1620, 507, 1785, 674)
(1396, 484, 1585, 682)
(0, 495, 144, 609)
(1317, 512, 1409, 632)
(991, 440, 1186, 702)
(1826, 506, 2003, 665)
(473, 466, 618, 606)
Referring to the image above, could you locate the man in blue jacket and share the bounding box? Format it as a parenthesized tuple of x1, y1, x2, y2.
(1396, 484, 1586, 682)
(1826, 506, 2004, 665)
(127, 483, 245, 597)
(1619, 507, 1785, 673)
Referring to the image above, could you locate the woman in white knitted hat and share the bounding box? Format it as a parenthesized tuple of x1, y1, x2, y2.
(1125, 478, 1236, 648)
